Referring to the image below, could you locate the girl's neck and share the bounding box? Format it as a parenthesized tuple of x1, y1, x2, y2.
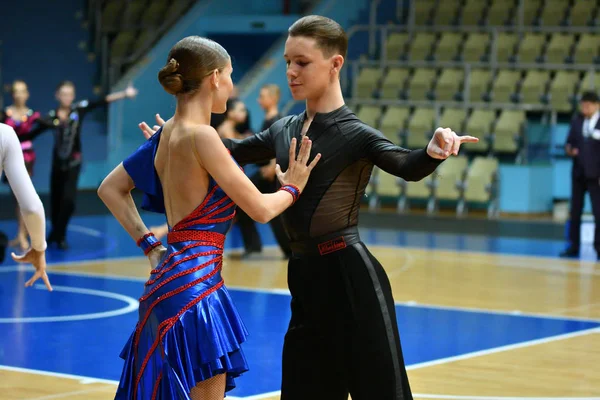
(173, 93, 212, 127)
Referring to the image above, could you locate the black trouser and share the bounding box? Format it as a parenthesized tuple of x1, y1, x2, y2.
(237, 171, 291, 256)
(281, 229, 412, 400)
(49, 162, 81, 242)
(0, 231, 7, 263)
(236, 205, 263, 253)
(569, 176, 600, 253)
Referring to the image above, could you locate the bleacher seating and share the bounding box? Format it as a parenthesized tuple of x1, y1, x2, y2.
(94, 0, 196, 86)
(357, 103, 525, 159)
(352, 0, 598, 216)
(368, 154, 499, 217)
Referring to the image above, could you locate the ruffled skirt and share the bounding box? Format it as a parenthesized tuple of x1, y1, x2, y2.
(114, 256, 248, 399)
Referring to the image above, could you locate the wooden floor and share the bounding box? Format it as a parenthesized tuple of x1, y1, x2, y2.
(2, 245, 599, 399)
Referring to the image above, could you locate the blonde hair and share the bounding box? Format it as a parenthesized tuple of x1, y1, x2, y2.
(261, 84, 281, 100)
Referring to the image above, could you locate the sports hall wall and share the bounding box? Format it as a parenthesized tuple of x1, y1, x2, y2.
(105, 0, 584, 214)
(0, 0, 106, 194)
(0, 0, 587, 215)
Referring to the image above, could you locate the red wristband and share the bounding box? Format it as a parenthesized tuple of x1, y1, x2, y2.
(280, 184, 301, 204)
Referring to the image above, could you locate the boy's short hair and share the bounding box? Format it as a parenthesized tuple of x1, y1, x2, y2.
(288, 15, 348, 59)
(261, 84, 281, 99)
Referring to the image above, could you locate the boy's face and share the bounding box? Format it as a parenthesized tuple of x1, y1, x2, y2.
(284, 35, 339, 101)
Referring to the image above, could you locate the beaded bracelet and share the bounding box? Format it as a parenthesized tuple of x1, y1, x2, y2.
(137, 232, 162, 256)
(279, 184, 301, 205)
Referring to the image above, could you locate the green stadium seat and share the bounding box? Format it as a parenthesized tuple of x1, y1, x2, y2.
(380, 67, 410, 99)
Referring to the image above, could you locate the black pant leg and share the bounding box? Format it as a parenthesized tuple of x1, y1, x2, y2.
(236, 171, 262, 253)
(280, 254, 351, 400)
(568, 176, 587, 250)
(344, 243, 413, 400)
(281, 244, 412, 400)
(50, 163, 66, 239)
(236, 208, 262, 253)
(586, 178, 600, 253)
(255, 174, 291, 256)
(54, 165, 81, 241)
(0, 230, 7, 264)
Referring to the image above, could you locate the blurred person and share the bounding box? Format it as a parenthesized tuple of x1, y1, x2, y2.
(218, 98, 265, 257)
(210, 84, 252, 134)
(561, 91, 600, 260)
(20, 81, 138, 250)
(253, 83, 292, 258)
(217, 98, 248, 139)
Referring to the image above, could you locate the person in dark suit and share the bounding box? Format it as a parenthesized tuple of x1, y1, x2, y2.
(254, 84, 292, 258)
(561, 91, 600, 260)
(232, 84, 293, 259)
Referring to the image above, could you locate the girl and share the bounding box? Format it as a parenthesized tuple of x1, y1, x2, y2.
(98, 36, 320, 399)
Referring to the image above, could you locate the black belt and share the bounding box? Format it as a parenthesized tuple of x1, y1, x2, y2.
(289, 226, 361, 257)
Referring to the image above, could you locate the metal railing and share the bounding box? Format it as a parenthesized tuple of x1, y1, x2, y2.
(402, 0, 598, 31)
(345, 24, 599, 68)
(91, 0, 194, 89)
(348, 60, 597, 110)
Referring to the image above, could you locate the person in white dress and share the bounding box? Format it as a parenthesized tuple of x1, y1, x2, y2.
(0, 122, 52, 291)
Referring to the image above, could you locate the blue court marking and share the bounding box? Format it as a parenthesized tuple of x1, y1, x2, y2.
(0, 213, 595, 265)
(0, 270, 598, 397)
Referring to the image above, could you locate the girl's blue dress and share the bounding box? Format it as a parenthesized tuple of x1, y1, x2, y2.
(114, 128, 248, 399)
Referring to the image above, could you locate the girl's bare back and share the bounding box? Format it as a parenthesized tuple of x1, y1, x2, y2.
(154, 121, 211, 227)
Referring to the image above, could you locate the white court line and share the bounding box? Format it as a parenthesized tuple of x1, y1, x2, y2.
(68, 224, 103, 238)
(4, 239, 597, 278)
(5, 221, 597, 274)
(407, 327, 600, 370)
(0, 365, 119, 385)
(394, 300, 600, 323)
(2, 327, 600, 399)
(385, 243, 590, 262)
(228, 285, 600, 324)
(412, 396, 600, 400)
(0, 265, 150, 283)
(3, 266, 599, 324)
(28, 388, 108, 400)
(0, 284, 138, 323)
(412, 251, 600, 277)
(550, 302, 600, 315)
(0, 256, 145, 273)
(226, 393, 600, 400)
(0, 365, 258, 400)
(1, 225, 597, 398)
(387, 249, 416, 278)
(225, 328, 600, 400)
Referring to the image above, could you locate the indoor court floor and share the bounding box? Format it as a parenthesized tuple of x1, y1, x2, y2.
(0, 213, 598, 400)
